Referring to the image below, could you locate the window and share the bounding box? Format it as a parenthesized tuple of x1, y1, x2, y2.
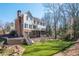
(33, 25, 37, 29)
(25, 23, 28, 28)
(26, 16, 28, 20)
(43, 23, 45, 26)
(37, 21, 39, 25)
(34, 20, 36, 24)
(40, 22, 42, 25)
(29, 25, 32, 29)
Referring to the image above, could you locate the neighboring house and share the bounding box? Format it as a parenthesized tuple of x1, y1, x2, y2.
(5, 22, 15, 34)
(0, 28, 3, 35)
(15, 10, 47, 37)
(66, 18, 75, 34)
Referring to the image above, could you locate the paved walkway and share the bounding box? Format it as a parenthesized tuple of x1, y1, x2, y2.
(54, 40, 79, 56)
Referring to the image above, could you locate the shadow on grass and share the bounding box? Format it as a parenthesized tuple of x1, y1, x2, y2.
(51, 42, 75, 56)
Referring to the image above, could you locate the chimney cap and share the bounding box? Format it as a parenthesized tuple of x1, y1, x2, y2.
(17, 10, 21, 12)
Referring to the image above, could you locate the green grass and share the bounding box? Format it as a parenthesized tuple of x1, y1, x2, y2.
(22, 40, 73, 56)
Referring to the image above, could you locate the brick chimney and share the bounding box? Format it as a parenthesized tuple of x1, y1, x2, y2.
(17, 10, 21, 18)
(15, 10, 23, 37)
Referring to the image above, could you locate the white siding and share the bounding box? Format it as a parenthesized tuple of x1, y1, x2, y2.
(37, 25, 46, 30)
(23, 13, 46, 30)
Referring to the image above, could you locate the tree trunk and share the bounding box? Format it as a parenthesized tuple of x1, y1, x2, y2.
(2, 27, 5, 35)
(54, 21, 57, 39)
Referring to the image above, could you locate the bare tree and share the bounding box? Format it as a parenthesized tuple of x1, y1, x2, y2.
(0, 20, 5, 35)
(43, 3, 61, 39)
(62, 3, 79, 40)
(44, 3, 79, 40)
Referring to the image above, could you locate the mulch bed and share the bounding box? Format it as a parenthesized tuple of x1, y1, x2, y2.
(0, 45, 25, 56)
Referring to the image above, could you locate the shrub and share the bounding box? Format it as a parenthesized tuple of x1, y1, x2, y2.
(64, 34, 74, 41)
(9, 30, 17, 36)
(0, 37, 7, 44)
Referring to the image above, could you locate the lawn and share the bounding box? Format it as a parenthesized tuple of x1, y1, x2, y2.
(22, 40, 73, 56)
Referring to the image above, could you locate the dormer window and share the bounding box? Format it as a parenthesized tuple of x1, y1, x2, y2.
(28, 17, 30, 20)
(37, 21, 39, 25)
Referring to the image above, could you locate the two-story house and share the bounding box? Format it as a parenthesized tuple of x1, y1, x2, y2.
(15, 10, 47, 38)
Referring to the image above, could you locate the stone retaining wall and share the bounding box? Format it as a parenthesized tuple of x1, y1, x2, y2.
(7, 37, 24, 45)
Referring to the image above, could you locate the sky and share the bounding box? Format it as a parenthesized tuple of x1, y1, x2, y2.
(0, 3, 45, 25)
